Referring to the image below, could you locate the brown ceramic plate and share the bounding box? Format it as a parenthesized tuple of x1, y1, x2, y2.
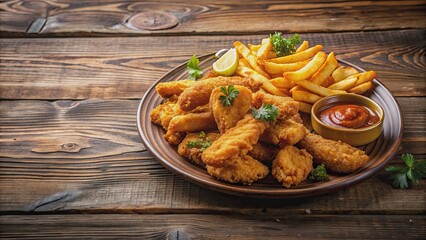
(137, 52, 403, 198)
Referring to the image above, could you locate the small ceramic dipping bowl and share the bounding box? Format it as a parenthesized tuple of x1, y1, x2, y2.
(311, 94, 384, 146)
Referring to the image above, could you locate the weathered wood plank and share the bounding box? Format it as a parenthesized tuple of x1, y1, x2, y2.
(0, 98, 424, 213)
(0, 30, 425, 99)
(0, 214, 424, 239)
(1, 0, 425, 37)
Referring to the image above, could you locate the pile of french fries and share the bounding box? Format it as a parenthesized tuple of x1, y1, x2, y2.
(233, 39, 377, 113)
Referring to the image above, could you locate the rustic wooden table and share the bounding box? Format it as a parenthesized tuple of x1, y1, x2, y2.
(1, 0, 425, 239)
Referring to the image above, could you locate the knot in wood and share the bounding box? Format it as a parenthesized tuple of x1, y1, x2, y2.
(127, 11, 178, 31)
(62, 142, 78, 150)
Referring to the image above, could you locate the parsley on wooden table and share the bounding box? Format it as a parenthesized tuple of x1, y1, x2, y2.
(386, 153, 426, 189)
(219, 85, 240, 107)
(269, 32, 302, 57)
(251, 104, 279, 122)
(187, 54, 203, 80)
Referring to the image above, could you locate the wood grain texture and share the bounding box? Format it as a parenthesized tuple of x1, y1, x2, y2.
(0, 29, 425, 99)
(1, 0, 425, 37)
(0, 98, 424, 213)
(0, 214, 425, 239)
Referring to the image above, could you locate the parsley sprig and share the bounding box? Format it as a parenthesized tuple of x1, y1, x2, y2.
(269, 32, 302, 57)
(386, 154, 426, 189)
(187, 55, 203, 80)
(219, 85, 240, 107)
(251, 104, 279, 122)
(309, 164, 329, 182)
(186, 131, 212, 151)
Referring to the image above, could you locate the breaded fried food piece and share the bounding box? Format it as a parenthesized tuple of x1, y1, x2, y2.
(150, 97, 181, 129)
(178, 132, 221, 166)
(202, 114, 267, 167)
(207, 155, 269, 185)
(299, 132, 369, 173)
(248, 142, 279, 165)
(178, 76, 263, 111)
(168, 112, 217, 132)
(164, 130, 185, 145)
(156, 79, 196, 98)
(260, 119, 306, 147)
(210, 85, 252, 133)
(272, 146, 313, 188)
(252, 92, 299, 120)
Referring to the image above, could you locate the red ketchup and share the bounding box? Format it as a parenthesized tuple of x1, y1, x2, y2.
(319, 104, 379, 129)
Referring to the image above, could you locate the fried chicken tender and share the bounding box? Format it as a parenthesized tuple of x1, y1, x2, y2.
(299, 132, 370, 173)
(150, 96, 180, 129)
(210, 85, 252, 133)
(252, 92, 299, 120)
(163, 130, 185, 145)
(272, 146, 313, 188)
(156, 79, 196, 98)
(248, 142, 279, 165)
(260, 119, 306, 147)
(178, 76, 263, 111)
(178, 132, 221, 166)
(168, 112, 217, 132)
(206, 155, 269, 185)
(202, 114, 266, 167)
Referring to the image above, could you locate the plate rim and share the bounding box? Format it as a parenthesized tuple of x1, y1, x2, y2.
(136, 53, 403, 198)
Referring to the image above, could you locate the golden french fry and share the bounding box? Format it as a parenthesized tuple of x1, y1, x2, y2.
(348, 82, 374, 94)
(283, 51, 327, 82)
(234, 41, 270, 78)
(292, 90, 322, 104)
(236, 66, 288, 96)
(331, 66, 359, 82)
(238, 58, 251, 68)
(295, 79, 346, 97)
(328, 76, 358, 90)
(266, 51, 277, 59)
(290, 85, 305, 93)
(321, 76, 335, 87)
(270, 45, 323, 64)
(257, 39, 273, 60)
(310, 52, 339, 85)
(297, 101, 313, 114)
(264, 60, 310, 75)
(248, 43, 261, 52)
(354, 70, 377, 86)
(296, 41, 309, 53)
(270, 77, 295, 89)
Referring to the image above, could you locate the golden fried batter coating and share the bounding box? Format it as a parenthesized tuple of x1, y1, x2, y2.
(156, 79, 196, 98)
(206, 155, 269, 185)
(252, 92, 299, 121)
(150, 97, 181, 129)
(260, 119, 306, 147)
(202, 114, 266, 167)
(178, 76, 263, 111)
(163, 130, 185, 145)
(272, 146, 313, 188)
(168, 112, 217, 132)
(248, 142, 279, 165)
(210, 85, 252, 133)
(178, 132, 221, 166)
(299, 132, 369, 173)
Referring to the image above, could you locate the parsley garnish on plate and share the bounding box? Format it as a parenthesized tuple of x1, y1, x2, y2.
(251, 104, 279, 122)
(186, 131, 212, 152)
(269, 32, 302, 57)
(386, 153, 426, 189)
(187, 54, 203, 80)
(309, 164, 329, 182)
(219, 85, 240, 107)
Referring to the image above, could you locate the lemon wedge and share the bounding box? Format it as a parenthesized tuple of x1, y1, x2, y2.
(213, 48, 239, 76)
